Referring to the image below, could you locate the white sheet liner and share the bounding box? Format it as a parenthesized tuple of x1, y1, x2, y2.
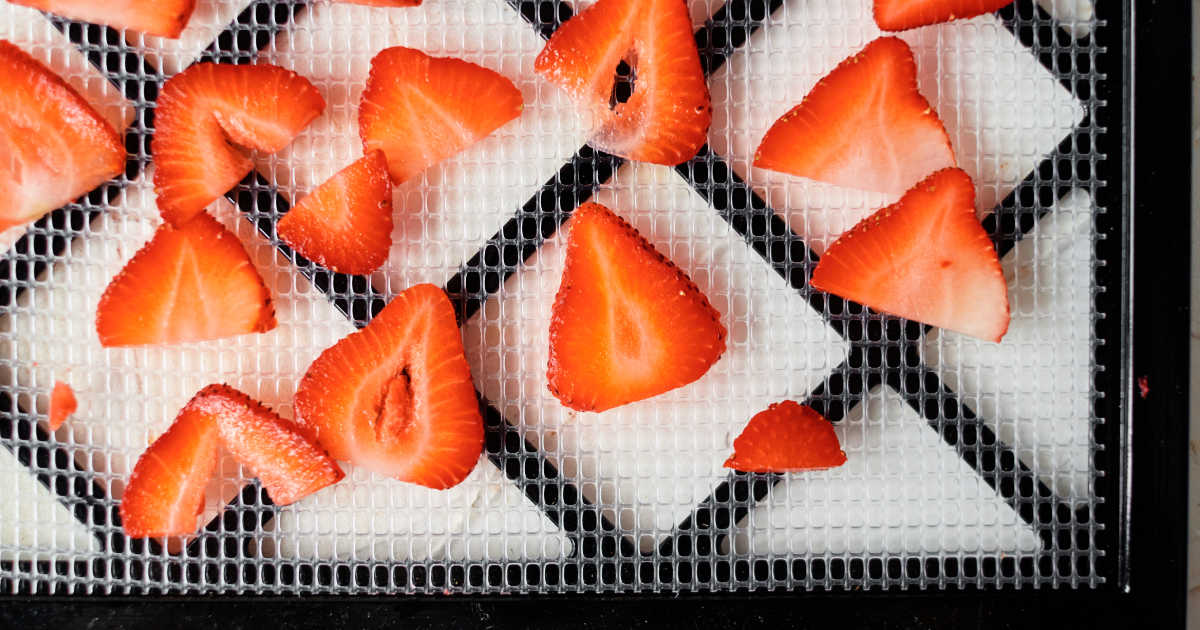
(725, 385, 1041, 557)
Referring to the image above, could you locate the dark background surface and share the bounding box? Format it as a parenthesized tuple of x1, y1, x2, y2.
(0, 0, 1190, 626)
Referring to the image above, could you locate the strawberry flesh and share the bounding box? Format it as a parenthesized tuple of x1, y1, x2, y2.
(120, 401, 219, 538)
(47, 380, 77, 432)
(276, 150, 393, 275)
(724, 401, 847, 473)
(152, 62, 324, 227)
(754, 37, 954, 196)
(11, 0, 197, 38)
(359, 46, 522, 184)
(547, 202, 727, 412)
(535, 0, 711, 165)
(192, 384, 343, 507)
(294, 284, 484, 489)
(0, 40, 124, 232)
(875, 0, 1013, 32)
(810, 167, 1010, 342)
(95, 212, 276, 347)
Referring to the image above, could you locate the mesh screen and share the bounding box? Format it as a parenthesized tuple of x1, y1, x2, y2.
(0, 0, 1110, 594)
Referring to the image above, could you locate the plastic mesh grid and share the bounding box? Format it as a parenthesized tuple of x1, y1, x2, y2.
(0, 0, 1110, 594)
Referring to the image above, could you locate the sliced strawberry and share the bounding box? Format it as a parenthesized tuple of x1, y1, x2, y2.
(47, 380, 77, 431)
(547, 202, 727, 412)
(119, 400, 219, 538)
(754, 37, 954, 195)
(189, 384, 343, 506)
(294, 284, 484, 489)
(11, 0, 196, 38)
(0, 41, 124, 232)
(276, 150, 393, 275)
(95, 212, 276, 347)
(359, 47, 522, 185)
(724, 401, 847, 473)
(810, 167, 1010, 342)
(875, 0, 1012, 31)
(153, 62, 324, 226)
(534, 0, 710, 165)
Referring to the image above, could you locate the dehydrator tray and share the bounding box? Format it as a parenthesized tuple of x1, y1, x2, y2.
(0, 0, 1189, 625)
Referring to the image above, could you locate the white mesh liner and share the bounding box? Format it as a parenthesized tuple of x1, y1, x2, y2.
(0, 171, 354, 542)
(463, 161, 850, 553)
(261, 461, 572, 563)
(1037, 0, 1095, 38)
(725, 385, 1041, 557)
(256, 0, 590, 294)
(707, 0, 1085, 254)
(0, 447, 99, 561)
(124, 0, 254, 75)
(0, 4, 135, 253)
(923, 189, 1096, 501)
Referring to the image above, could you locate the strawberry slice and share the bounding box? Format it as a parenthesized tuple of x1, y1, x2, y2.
(547, 202, 727, 412)
(190, 384, 343, 506)
(276, 150, 393, 275)
(810, 168, 1010, 342)
(294, 284, 484, 489)
(534, 0, 711, 165)
(11, 0, 196, 38)
(120, 399, 219, 538)
(0, 41, 124, 232)
(95, 212, 276, 347)
(875, 0, 1012, 31)
(359, 47, 522, 185)
(153, 62, 324, 226)
(724, 401, 847, 473)
(754, 37, 954, 196)
(47, 380, 77, 431)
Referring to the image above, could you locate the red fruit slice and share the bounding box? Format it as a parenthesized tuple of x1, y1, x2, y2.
(359, 46, 522, 184)
(724, 401, 847, 473)
(95, 212, 276, 347)
(875, 0, 1012, 31)
(120, 401, 219, 538)
(47, 380, 77, 431)
(153, 62, 324, 226)
(753, 37, 954, 195)
(534, 0, 711, 165)
(810, 167, 1010, 342)
(11, 0, 196, 38)
(547, 202, 727, 412)
(276, 150, 393, 275)
(294, 284, 484, 489)
(191, 384, 343, 506)
(0, 40, 124, 232)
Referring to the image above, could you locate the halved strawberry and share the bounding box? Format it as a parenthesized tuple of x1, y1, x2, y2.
(534, 0, 711, 165)
(547, 202, 727, 412)
(153, 62, 324, 226)
(11, 0, 196, 38)
(810, 168, 1010, 342)
(724, 401, 847, 473)
(95, 212, 276, 347)
(189, 384, 343, 506)
(294, 284, 484, 489)
(753, 37, 954, 196)
(359, 47, 522, 184)
(276, 150, 393, 275)
(0, 41, 124, 232)
(875, 0, 1012, 31)
(47, 380, 77, 431)
(120, 399, 219, 538)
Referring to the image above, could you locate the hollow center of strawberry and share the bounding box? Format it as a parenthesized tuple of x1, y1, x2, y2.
(375, 365, 416, 445)
(608, 57, 637, 109)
